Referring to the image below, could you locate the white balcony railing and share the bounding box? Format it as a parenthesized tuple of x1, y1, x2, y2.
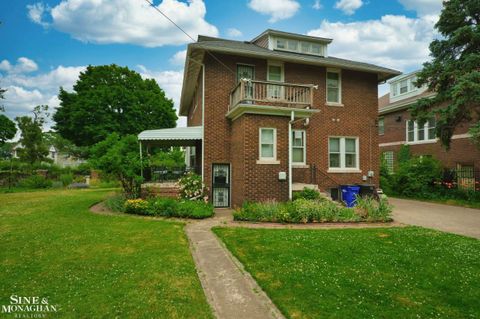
(229, 79, 315, 111)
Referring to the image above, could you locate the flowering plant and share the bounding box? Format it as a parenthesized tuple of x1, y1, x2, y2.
(178, 172, 209, 202)
(124, 199, 149, 214)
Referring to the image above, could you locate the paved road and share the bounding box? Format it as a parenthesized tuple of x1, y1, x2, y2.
(390, 198, 480, 239)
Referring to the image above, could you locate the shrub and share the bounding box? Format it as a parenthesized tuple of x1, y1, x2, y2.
(176, 200, 214, 219)
(394, 156, 442, 197)
(124, 199, 149, 215)
(148, 197, 179, 217)
(234, 198, 391, 224)
(18, 175, 52, 189)
(59, 173, 74, 187)
(178, 172, 208, 201)
(292, 187, 321, 201)
(123, 197, 214, 219)
(355, 196, 392, 222)
(104, 194, 126, 213)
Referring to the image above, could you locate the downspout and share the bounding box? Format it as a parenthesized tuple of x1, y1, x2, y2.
(288, 111, 294, 200)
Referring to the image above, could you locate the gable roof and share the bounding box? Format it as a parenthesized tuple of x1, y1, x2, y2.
(180, 33, 401, 116)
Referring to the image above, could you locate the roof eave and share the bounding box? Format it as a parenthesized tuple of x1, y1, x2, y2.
(190, 44, 400, 83)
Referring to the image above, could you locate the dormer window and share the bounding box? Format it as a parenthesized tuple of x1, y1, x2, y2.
(311, 44, 321, 55)
(287, 40, 298, 51)
(390, 74, 422, 98)
(400, 80, 408, 94)
(272, 36, 326, 57)
(276, 39, 286, 49)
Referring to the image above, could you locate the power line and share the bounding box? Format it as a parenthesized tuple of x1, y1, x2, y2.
(143, 0, 235, 75)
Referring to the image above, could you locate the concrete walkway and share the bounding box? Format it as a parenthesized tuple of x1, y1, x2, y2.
(390, 198, 480, 239)
(185, 209, 285, 319)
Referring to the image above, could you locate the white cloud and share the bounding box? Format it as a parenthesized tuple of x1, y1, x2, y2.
(27, 2, 50, 27)
(226, 28, 243, 38)
(28, 0, 218, 47)
(307, 14, 438, 71)
(0, 59, 84, 122)
(398, 0, 443, 16)
(313, 0, 322, 10)
(0, 57, 38, 74)
(248, 0, 300, 23)
(138, 66, 186, 126)
(335, 0, 363, 15)
(169, 50, 187, 66)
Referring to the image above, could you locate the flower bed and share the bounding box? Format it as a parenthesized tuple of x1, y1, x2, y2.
(233, 197, 392, 223)
(124, 197, 214, 219)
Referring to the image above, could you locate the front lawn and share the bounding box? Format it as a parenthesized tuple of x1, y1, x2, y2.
(214, 227, 480, 319)
(0, 189, 212, 318)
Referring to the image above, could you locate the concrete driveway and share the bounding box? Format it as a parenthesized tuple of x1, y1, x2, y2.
(390, 198, 480, 239)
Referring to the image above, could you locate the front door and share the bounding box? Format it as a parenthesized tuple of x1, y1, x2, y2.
(212, 164, 230, 207)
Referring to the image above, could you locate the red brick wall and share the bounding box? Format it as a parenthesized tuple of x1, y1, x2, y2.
(380, 108, 479, 169)
(187, 72, 203, 127)
(198, 53, 380, 207)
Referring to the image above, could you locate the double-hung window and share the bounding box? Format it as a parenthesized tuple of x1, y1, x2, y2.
(326, 69, 341, 104)
(378, 117, 385, 135)
(399, 80, 408, 94)
(329, 137, 359, 170)
(292, 130, 306, 165)
(259, 128, 276, 161)
(406, 118, 436, 143)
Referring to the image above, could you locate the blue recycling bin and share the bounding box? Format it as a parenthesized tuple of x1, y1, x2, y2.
(340, 185, 360, 207)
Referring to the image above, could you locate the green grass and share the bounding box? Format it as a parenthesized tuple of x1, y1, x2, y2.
(214, 227, 480, 319)
(0, 189, 212, 318)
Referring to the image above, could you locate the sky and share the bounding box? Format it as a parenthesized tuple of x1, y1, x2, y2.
(0, 0, 444, 128)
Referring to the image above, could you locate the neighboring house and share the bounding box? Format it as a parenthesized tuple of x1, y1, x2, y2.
(378, 70, 480, 175)
(139, 29, 400, 207)
(12, 143, 85, 167)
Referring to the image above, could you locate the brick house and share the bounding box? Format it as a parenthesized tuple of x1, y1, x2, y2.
(378, 70, 480, 176)
(139, 30, 400, 207)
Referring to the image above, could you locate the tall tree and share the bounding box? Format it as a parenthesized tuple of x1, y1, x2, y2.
(53, 64, 177, 147)
(412, 0, 480, 149)
(0, 84, 17, 145)
(15, 105, 49, 164)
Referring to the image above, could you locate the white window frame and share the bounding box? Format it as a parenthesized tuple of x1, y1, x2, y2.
(258, 128, 277, 163)
(292, 129, 306, 165)
(326, 68, 342, 106)
(272, 37, 326, 56)
(328, 136, 360, 172)
(383, 151, 394, 174)
(267, 61, 284, 82)
(406, 118, 436, 144)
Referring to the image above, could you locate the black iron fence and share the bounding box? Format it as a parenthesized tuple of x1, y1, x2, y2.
(142, 165, 201, 183)
(441, 167, 480, 191)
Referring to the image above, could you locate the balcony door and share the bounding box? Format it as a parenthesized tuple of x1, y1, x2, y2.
(237, 64, 255, 100)
(267, 63, 284, 100)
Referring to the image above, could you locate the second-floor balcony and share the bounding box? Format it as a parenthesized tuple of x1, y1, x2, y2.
(227, 79, 319, 120)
